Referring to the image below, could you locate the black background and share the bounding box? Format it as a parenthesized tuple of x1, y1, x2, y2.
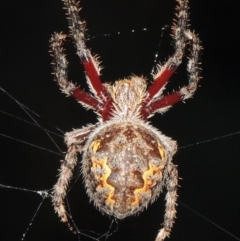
(0, 0, 240, 241)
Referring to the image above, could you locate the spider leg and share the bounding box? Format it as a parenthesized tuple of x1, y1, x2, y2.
(142, 0, 202, 118)
(143, 31, 201, 118)
(62, 0, 111, 105)
(52, 144, 78, 231)
(51, 0, 113, 120)
(52, 125, 95, 231)
(50, 33, 103, 113)
(155, 164, 178, 241)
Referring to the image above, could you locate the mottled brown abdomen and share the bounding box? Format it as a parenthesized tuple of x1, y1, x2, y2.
(82, 121, 169, 218)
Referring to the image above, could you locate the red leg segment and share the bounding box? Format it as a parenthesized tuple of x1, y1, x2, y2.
(50, 32, 114, 121)
(62, 0, 110, 103)
(50, 33, 103, 111)
(142, 93, 182, 119)
(82, 57, 109, 103)
(61, 0, 113, 120)
(72, 88, 103, 112)
(142, 0, 201, 119)
(77, 54, 114, 120)
(141, 57, 180, 119)
(141, 0, 189, 119)
(143, 60, 178, 106)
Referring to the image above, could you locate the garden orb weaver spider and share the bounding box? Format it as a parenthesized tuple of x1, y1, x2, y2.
(50, 0, 201, 240)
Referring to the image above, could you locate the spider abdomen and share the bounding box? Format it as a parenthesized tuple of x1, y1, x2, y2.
(82, 121, 175, 219)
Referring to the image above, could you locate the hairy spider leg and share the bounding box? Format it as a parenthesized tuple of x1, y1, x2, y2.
(52, 124, 96, 231)
(141, 0, 201, 119)
(52, 143, 79, 231)
(50, 1, 114, 120)
(156, 164, 178, 241)
(62, 0, 113, 120)
(144, 31, 201, 119)
(50, 33, 103, 112)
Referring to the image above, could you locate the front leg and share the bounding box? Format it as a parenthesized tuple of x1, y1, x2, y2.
(50, 33, 104, 114)
(142, 0, 190, 109)
(142, 30, 202, 118)
(62, 0, 110, 104)
(52, 125, 96, 231)
(142, 0, 201, 119)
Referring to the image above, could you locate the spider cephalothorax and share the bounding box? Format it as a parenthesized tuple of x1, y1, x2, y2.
(51, 0, 201, 240)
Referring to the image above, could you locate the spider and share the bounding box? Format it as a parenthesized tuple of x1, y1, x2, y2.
(50, 0, 201, 240)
